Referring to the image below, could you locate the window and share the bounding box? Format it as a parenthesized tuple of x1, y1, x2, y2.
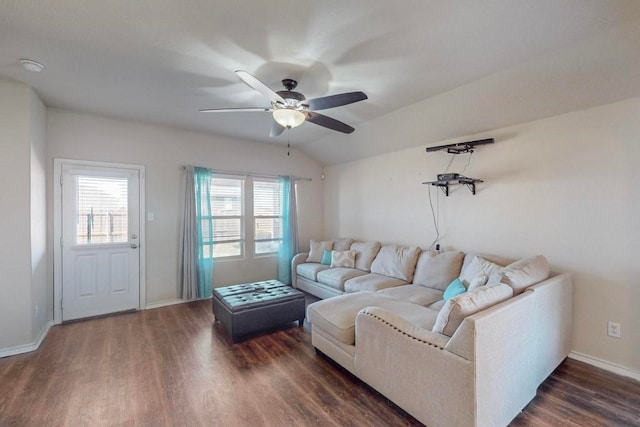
(208, 176, 244, 258)
(253, 178, 283, 255)
(202, 174, 285, 259)
(75, 175, 128, 244)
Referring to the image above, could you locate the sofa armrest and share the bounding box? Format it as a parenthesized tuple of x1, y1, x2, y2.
(354, 306, 474, 427)
(291, 252, 309, 288)
(358, 306, 450, 349)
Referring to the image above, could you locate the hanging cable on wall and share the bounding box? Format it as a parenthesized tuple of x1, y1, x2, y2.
(427, 184, 440, 251)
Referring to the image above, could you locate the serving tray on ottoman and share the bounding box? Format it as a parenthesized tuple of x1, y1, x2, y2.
(212, 280, 306, 343)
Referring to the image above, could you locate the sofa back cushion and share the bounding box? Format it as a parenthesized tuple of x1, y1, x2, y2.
(370, 245, 421, 282)
(501, 255, 550, 295)
(351, 241, 382, 272)
(412, 250, 464, 291)
(461, 252, 513, 273)
(306, 240, 333, 263)
(333, 238, 355, 251)
(432, 283, 514, 337)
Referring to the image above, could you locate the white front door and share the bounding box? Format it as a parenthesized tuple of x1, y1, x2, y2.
(60, 164, 141, 321)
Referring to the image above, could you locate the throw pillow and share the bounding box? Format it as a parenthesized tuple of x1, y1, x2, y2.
(433, 283, 514, 336)
(306, 240, 333, 263)
(330, 250, 356, 268)
(320, 249, 332, 266)
(500, 255, 550, 295)
(466, 272, 489, 291)
(443, 278, 466, 300)
(459, 256, 503, 288)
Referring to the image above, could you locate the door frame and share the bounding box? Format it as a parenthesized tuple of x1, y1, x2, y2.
(53, 158, 146, 324)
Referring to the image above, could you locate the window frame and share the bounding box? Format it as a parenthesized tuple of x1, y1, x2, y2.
(252, 177, 283, 257)
(205, 174, 245, 260)
(204, 174, 285, 261)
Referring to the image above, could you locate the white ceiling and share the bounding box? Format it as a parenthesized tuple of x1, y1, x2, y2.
(2, 1, 640, 165)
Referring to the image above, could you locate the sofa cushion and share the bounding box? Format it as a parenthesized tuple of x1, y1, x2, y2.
(461, 252, 513, 273)
(412, 250, 464, 291)
(344, 273, 407, 293)
(432, 283, 514, 336)
(307, 240, 333, 263)
(307, 292, 396, 345)
(370, 245, 421, 282)
(460, 256, 503, 288)
(351, 241, 382, 272)
(331, 250, 356, 268)
(296, 263, 331, 281)
(317, 268, 367, 290)
(333, 238, 355, 251)
(307, 292, 439, 345)
(500, 255, 550, 295)
(377, 284, 444, 306)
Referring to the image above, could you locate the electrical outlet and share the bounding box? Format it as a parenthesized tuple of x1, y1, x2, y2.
(607, 321, 621, 338)
(34, 304, 39, 319)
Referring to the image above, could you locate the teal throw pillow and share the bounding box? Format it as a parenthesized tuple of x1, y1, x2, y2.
(443, 278, 466, 300)
(320, 249, 332, 265)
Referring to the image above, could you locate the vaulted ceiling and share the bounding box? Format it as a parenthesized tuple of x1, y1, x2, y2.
(2, 1, 640, 165)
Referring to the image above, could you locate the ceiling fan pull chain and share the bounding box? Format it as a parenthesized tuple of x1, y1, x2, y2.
(287, 128, 290, 156)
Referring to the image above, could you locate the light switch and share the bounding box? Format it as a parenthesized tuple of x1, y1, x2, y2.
(147, 212, 155, 221)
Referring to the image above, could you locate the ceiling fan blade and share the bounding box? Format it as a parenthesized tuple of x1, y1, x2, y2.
(235, 70, 286, 105)
(306, 112, 355, 134)
(304, 91, 368, 111)
(199, 107, 270, 113)
(270, 121, 285, 137)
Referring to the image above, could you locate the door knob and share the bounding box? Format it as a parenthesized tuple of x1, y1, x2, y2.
(131, 243, 138, 249)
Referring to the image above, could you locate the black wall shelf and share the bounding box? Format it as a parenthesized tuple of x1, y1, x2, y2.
(422, 176, 483, 196)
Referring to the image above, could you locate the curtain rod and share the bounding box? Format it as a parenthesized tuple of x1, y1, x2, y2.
(183, 165, 312, 182)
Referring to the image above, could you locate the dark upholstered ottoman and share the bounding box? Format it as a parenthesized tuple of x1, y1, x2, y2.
(212, 280, 306, 343)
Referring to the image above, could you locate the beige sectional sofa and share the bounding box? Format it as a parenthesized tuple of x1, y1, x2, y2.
(293, 240, 573, 427)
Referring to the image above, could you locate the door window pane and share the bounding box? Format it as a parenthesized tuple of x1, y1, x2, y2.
(75, 176, 128, 244)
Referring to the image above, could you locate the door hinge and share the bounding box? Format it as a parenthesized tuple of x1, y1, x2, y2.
(60, 299, 63, 310)
(60, 174, 63, 186)
(60, 236, 63, 248)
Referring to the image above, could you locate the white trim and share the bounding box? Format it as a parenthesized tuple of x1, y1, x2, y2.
(53, 158, 146, 324)
(145, 297, 212, 310)
(145, 299, 185, 310)
(0, 321, 53, 359)
(569, 351, 640, 382)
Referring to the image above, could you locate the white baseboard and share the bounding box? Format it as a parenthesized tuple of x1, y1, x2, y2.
(0, 320, 53, 359)
(145, 296, 212, 310)
(569, 351, 640, 382)
(145, 299, 185, 310)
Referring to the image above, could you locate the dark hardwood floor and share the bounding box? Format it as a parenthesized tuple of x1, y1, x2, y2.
(0, 299, 638, 426)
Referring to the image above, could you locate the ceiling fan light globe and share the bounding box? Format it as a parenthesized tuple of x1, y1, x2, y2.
(273, 109, 305, 128)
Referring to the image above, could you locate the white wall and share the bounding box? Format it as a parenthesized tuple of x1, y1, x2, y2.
(0, 79, 32, 348)
(323, 97, 640, 374)
(46, 109, 324, 305)
(0, 78, 46, 350)
(29, 89, 48, 339)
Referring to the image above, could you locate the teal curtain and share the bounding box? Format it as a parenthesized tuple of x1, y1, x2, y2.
(194, 167, 213, 298)
(278, 176, 298, 284)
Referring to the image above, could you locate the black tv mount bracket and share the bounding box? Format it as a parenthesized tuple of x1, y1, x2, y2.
(423, 138, 494, 195)
(425, 138, 494, 154)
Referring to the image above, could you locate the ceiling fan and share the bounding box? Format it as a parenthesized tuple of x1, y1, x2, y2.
(200, 70, 368, 137)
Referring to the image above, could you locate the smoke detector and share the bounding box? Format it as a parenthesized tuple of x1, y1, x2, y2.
(20, 59, 45, 72)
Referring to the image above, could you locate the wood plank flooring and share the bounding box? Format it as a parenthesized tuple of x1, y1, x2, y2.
(0, 299, 638, 426)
